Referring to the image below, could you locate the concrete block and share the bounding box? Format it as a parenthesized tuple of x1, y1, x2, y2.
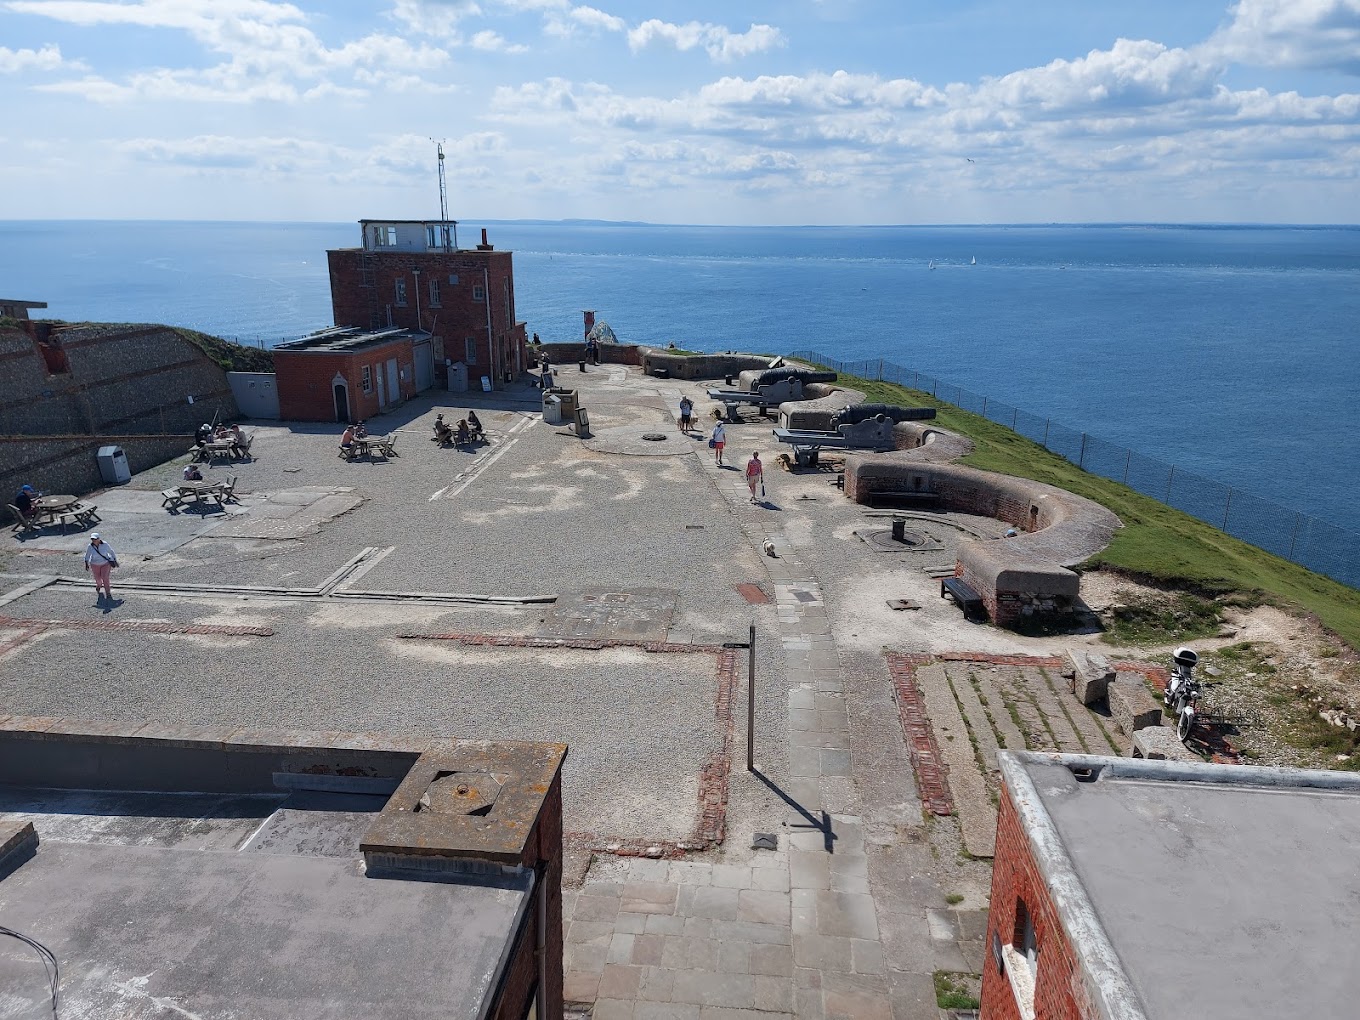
(1067, 648, 1115, 705)
(1109, 676, 1163, 735)
(1130, 727, 1199, 762)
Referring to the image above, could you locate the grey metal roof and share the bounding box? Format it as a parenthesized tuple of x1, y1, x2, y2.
(1001, 752, 1360, 1020)
(0, 787, 530, 1019)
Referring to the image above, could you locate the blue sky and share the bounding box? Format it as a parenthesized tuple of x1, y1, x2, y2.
(2, 0, 1358, 223)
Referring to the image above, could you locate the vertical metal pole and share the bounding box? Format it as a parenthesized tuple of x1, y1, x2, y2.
(747, 623, 756, 772)
(982, 396, 988, 417)
(1078, 434, 1088, 469)
(1288, 513, 1302, 561)
(1165, 466, 1175, 504)
(878, 358, 883, 380)
(1043, 420, 1050, 446)
(1123, 450, 1132, 485)
(1012, 408, 1017, 429)
(1222, 489, 1233, 531)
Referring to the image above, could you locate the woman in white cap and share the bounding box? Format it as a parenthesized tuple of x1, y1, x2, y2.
(84, 532, 118, 602)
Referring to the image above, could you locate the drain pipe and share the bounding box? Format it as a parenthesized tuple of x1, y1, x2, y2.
(483, 266, 495, 387)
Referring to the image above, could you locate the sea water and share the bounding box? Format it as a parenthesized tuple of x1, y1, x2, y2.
(2, 220, 1357, 531)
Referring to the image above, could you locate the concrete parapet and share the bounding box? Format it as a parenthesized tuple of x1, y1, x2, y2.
(1067, 648, 1116, 706)
(1109, 675, 1164, 735)
(843, 458, 1120, 628)
(1130, 727, 1199, 761)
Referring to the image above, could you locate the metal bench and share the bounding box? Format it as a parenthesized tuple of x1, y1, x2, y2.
(940, 576, 987, 622)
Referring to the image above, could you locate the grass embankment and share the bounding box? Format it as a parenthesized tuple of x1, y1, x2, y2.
(172, 327, 274, 372)
(830, 370, 1360, 651)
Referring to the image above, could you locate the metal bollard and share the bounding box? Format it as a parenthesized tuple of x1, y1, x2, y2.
(892, 518, 906, 542)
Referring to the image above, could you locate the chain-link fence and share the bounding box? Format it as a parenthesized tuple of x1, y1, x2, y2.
(790, 350, 1360, 591)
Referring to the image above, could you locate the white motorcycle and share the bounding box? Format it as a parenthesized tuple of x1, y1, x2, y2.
(1165, 647, 1200, 743)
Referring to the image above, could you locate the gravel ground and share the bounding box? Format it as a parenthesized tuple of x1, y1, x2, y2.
(0, 590, 724, 842)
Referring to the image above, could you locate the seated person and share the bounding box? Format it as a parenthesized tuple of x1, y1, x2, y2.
(455, 418, 471, 445)
(14, 484, 38, 517)
(229, 424, 248, 458)
(355, 421, 369, 439)
(195, 423, 213, 445)
(432, 414, 453, 445)
(340, 424, 357, 453)
(467, 410, 484, 440)
(182, 463, 204, 482)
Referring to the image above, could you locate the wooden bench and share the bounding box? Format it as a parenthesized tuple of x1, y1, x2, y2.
(866, 490, 943, 509)
(940, 576, 987, 621)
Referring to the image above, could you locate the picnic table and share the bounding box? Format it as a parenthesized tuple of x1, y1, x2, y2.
(341, 434, 399, 460)
(19, 495, 101, 534)
(161, 478, 238, 511)
(193, 439, 243, 463)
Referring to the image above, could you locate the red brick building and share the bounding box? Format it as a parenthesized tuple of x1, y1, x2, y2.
(272, 327, 429, 423)
(327, 220, 527, 389)
(984, 751, 1360, 1020)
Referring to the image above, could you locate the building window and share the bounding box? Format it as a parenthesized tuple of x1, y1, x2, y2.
(447, 273, 459, 286)
(472, 284, 485, 302)
(394, 278, 407, 306)
(361, 365, 372, 393)
(373, 225, 397, 247)
(425, 224, 452, 250)
(465, 337, 477, 365)
(1001, 898, 1039, 1020)
(428, 278, 441, 307)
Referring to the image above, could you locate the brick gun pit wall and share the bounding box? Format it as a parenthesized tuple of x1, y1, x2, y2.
(844, 455, 1119, 627)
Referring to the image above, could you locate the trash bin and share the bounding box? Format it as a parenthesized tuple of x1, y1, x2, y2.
(543, 394, 564, 425)
(557, 389, 578, 419)
(96, 445, 131, 485)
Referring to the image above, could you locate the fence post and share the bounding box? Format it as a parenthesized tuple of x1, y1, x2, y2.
(1078, 434, 1088, 469)
(1222, 489, 1233, 531)
(1122, 450, 1131, 485)
(1288, 513, 1302, 562)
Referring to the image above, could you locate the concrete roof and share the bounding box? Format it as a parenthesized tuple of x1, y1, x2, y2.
(274, 326, 429, 355)
(1000, 752, 1360, 1020)
(0, 787, 531, 1019)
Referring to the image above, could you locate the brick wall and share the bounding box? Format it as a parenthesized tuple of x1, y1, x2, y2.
(327, 247, 526, 387)
(981, 787, 1088, 1020)
(0, 324, 237, 437)
(0, 435, 193, 504)
(490, 763, 565, 1020)
(273, 339, 419, 422)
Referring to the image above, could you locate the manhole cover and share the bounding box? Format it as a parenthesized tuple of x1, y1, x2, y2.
(641, 432, 668, 442)
(859, 528, 943, 553)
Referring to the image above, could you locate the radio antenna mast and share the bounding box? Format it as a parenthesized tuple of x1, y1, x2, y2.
(430, 138, 455, 251)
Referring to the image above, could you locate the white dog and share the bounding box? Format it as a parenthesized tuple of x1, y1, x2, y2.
(763, 540, 777, 558)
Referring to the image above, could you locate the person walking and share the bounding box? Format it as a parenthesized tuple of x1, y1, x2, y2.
(744, 452, 764, 504)
(84, 532, 118, 602)
(678, 397, 694, 433)
(711, 422, 726, 465)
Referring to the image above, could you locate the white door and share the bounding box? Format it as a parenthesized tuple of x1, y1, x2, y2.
(413, 340, 434, 391)
(386, 358, 399, 404)
(376, 370, 386, 408)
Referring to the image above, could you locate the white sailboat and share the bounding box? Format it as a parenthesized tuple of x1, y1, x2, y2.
(928, 260, 936, 270)
(970, 256, 977, 266)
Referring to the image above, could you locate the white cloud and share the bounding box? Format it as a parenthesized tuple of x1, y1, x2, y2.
(9, 0, 451, 101)
(570, 5, 623, 33)
(470, 29, 528, 53)
(627, 20, 785, 62)
(0, 43, 82, 73)
(388, 0, 481, 39)
(1209, 0, 1360, 73)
